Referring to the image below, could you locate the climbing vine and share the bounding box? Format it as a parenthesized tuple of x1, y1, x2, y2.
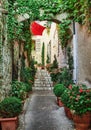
(7, 0, 91, 42)
(58, 19, 72, 49)
(60, 0, 91, 29)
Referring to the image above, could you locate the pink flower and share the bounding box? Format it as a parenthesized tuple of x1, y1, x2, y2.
(76, 95, 80, 101)
(68, 85, 72, 90)
(75, 98, 79, 101)
(70, 96, 72, 99)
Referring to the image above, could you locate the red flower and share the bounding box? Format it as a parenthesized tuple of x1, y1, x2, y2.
(79, 88, 83, 93)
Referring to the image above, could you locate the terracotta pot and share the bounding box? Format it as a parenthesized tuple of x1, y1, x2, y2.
(0, 117, 18, 130)
(57, 97, 64, 107)
(64, 107, 73, 120)
(73, 112, 91, 130)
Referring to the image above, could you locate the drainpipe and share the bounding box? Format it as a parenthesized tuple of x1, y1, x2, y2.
(73, 21, 78, 83)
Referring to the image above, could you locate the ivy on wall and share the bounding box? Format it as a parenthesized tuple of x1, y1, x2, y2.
(2, 0, 91, 54)
(60, 0, 91, 29)
(7, 0, 91, 44)
(58, 19, 72, 49)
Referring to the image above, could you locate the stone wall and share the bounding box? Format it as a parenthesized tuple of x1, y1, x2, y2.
(76, 23, 91, 83)
(0, 3, 12, 100)
(1, 16, 12, 100)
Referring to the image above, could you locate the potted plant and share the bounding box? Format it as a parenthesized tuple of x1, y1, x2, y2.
(61, 85, 73, 120)
(53, 84, 66, 107)
(62, 84, 91, 130)
(0, 96, 22, 130)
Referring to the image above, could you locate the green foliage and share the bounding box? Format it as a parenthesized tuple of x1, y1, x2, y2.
(21, 65, 36, 84)
(30, 58, 37, 79)
(7, 0, 91, 41)
(50, 72, 60, 82)
(7, 0, 91, 46)
(57, 47, 73, 87)
(51, 55, 58, 69)
(10, 81, 32, 100)
(53, 84, 66, 97)
(39, 0, 62, 20)
(58, 67, 73, 87)
(60, 0, 85, 23)
(23, 21, 32, 58)
(0, 97, 22, 118)
(60, 0, 91, 30)
(61, 84, 91, 115)
(41, 42, 45, 66)
(67, 46, 73, 71)
(46, 54, 50, 64)
(61, 88, 70, 107)
(58, 20, 72, 49)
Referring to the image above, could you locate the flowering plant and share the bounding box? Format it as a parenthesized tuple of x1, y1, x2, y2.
(61, 84, 91, 115)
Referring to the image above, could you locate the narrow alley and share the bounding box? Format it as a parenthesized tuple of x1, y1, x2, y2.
(1, 1, 91, 130)
(17, 69, 74, 130)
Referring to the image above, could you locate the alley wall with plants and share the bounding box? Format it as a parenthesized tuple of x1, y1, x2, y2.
(1, 0, 91, 99)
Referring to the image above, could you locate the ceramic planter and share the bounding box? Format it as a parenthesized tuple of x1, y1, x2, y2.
(73, 112, 91, 130)
(0, 117, 18, 130)
(57, 97, 64, 107)
(64, 107, 73, 120)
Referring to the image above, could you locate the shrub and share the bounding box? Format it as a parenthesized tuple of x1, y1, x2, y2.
(50, 72, 60, 82)
(53, 84, 66, 97)
(61, 84, 91, 115)
(10, 81, 32, 100)
(57, 67, 73, 87)
(0, 97, 22, 118)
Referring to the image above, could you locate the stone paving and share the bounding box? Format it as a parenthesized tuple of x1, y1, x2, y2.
(17, 69, 75, 130)
(17, 90, 75, 130)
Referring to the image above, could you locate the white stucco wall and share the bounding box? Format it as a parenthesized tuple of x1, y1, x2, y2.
(31, 21, 59, 66)
(74, 23, 91, 83)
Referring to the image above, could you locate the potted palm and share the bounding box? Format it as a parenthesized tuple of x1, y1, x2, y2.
(53, 84, 66, 107)
(0, 97, 22, 130)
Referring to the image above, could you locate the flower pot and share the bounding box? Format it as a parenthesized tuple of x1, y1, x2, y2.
(57, 97, 64, 107)
(0, 117, 18, 130)
(73, 112, 91, 130)
(64, 107, 73, 120)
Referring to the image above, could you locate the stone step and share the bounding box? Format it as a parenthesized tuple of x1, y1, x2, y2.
(34, 82, 53, 86)
(34, 69, 53, 90)
(32, 87, 53, 90)
(35, 78, 52, 82)
(34, 84, 53, 87)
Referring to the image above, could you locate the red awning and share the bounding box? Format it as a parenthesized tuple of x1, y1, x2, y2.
(30, 21, 46, 36)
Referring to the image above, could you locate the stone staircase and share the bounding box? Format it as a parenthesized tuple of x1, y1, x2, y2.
(33, 68, 53, 90)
